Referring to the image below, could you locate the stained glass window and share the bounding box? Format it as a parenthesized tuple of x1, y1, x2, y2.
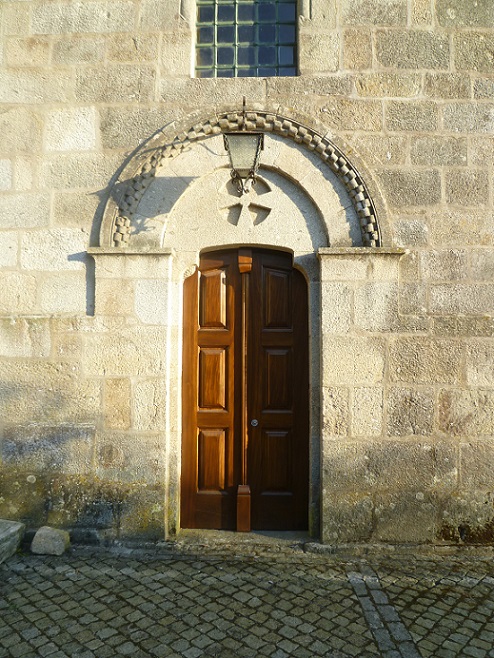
(196, 0, 297, 78)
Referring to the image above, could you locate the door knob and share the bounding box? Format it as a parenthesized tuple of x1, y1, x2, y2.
(250, 419, 258, 427)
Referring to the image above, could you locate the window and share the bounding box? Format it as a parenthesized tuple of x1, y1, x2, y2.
(196, 0, 297, 78)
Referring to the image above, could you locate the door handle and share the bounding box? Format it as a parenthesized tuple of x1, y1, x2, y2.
(250, 419, 258, 427)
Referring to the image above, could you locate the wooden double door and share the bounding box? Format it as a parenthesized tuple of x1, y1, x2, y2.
(181, 248, 309, 531)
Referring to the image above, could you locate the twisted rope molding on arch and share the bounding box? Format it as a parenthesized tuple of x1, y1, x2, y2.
(110, 110, 382, 248)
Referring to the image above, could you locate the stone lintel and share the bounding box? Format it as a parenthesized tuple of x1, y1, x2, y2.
(318, 247, 407, 257)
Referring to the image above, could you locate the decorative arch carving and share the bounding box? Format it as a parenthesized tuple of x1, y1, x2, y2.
(100, 109, 382, 248)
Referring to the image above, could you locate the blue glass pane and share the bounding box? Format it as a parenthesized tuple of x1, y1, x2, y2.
(258, 24, 276, 42)
(258, 67, 276, 76)
(218, 5, 235, 22)
(196, 69, 215, 78)
(238, 46, 256, 65)
(217, 46, 235, 65)
(217, 69, 234, 77)
(197, 26, 214, 43)
(197, 6, 214, 23)
(278, 25, 296, 43)
(237, 68, 257, 77)
(217, 25, 235, 42)
(196, 47, 214, 66)
(238, 4, 255, 22)
(258, 3, 276, 21)
(279, 67, 296, 76)
(238, 24, 256, 42)
(279, 46, 295, 65)
(278, 3, 297, 21)
(259, 46, 276, 65)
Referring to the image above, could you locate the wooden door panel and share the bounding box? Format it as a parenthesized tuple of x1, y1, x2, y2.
(263, 267, 292, 329)
(198, 348, 227, 410)
(182, 247, 308, 531)
(199, 268, 227, 328)
(263, 348, 292, 411)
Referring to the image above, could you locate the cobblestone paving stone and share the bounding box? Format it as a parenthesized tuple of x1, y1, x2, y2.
(1, 545, 494, 657)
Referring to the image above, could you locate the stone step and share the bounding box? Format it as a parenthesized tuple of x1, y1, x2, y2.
(0, 520, 25, 564)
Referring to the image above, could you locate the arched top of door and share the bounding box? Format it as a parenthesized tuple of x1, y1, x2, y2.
(97, 107, 389, 250)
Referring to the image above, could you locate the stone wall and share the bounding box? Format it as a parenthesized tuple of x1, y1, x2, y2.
(1, 0, 494, 544)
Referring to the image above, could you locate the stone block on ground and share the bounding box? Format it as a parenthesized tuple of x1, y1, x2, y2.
(0, 519, 25, 564)
(31, 526, 70, 556)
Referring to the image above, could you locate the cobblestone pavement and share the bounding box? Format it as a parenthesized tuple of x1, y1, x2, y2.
(1, 539, 494, 658)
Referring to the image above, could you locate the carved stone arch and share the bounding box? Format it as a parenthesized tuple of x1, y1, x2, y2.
(98, 109, 385, 249)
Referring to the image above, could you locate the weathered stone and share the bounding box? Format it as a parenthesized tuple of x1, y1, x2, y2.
(0, 317, 51, 358)
(133, 379, 167, 431)
(437, 0, 494, 28)
(446, 169, 489, 207)
(32, 2, 137, 34)
(343, 29, 372, 70)
(41, 154, 122, 190)
(354, 282, 400, 331)
(94, 278, 135, 316)
(0, 160, 12, 191)
(0, 193, 50, 229)
(432, 315, 494, 337)
(430, 284, 494, 314)
(321, 494, 373, 543)
(429, 210, 494, 247)
(386, 101, 438, 131)
(53, 191, 101, 229)
(95, 431, 165, 485)
(351, 387, 383, 437)
(0, 108, 42, 154)
(423, 72, 471, 98)
(465, 342, 494, 386)
(5, 37, 50, 68)
(297, 32, 340, 74)
(341, 0, 407, 25)
(321, 387, 349, 436)
(0, 272, 37, 313)
(469, 249, 494, 281)
(441, 492, 494, 543)
(347, 134, 408, 166)
(389, 338, 463, 385)
(419, 249, 468, 281)
(45, 108, 97, 152)
(31, 526, 70, 556)
(104, 379, 131, 430)
(139, 0, 180, 29)
(319, 98, 382, 131)
(161, 30, 192, 77)
(412, 0, 433, 25)
(52, 36, 106, 64)
(443, 102, 494, 133)
(107, 33, 159, 61)
(393, 217, 429, 247)
(376, 169, 441, 207)
(320, 283, 352, 333)
(39, 272, 87, 314)
(1, 3, 30, 36)
(75, 65, 156, 103)
(2, 425, 95, 474)
(439, 389, 494, 437)
(376, 30, 450, 69)
(399, 282, 427, 315)
(20, 228, 89, 271)
(474, 78, 494, 99)
(322, 336, 386, 386)
(374, 492, 436, 542)
(387, 387, 434, 436)
(410, 136, 467, 165)
(0, 71, 74, 104)
(355, 73, 421, 98)
(0, 520, 24, 564)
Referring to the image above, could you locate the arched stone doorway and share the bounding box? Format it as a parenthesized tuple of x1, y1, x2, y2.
(89, 107, 397, 540)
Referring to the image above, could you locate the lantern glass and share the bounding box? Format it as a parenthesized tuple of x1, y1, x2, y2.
(224, 133, 264, 179)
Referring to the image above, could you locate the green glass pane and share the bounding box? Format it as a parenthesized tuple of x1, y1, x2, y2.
(196, 47, 214, 67)
(217, 46, 235, 65)
(237, 67, 258, 77)
(197, 6, 214, 23)
(197, 26, 214, 44)
(217, 25, 235, 43)
(238, 46, 256, 65)
(218, 5, 235, 22)
(238, 4, 255, 22)
(238, 24, 256, 42)
(217, 69, 235, 77)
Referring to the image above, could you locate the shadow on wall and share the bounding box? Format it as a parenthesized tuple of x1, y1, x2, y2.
(0, 387, 165, 543)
